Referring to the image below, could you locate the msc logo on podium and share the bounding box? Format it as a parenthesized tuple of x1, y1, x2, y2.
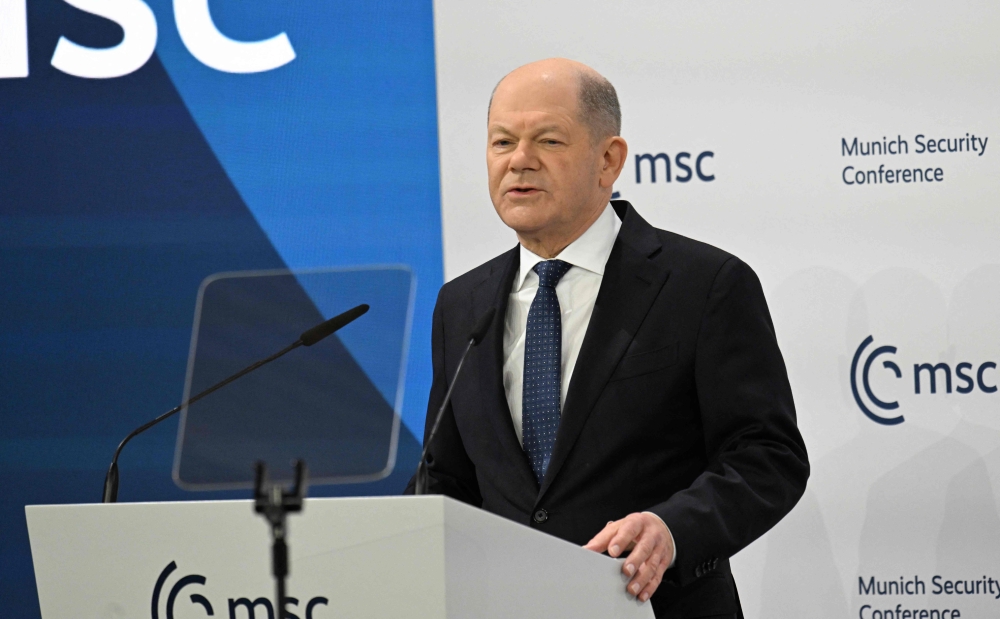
(152, 561, 328, 619)
(851, 335, 998, 425)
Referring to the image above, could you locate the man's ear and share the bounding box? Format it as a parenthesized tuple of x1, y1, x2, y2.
(599, 136, 628, 188)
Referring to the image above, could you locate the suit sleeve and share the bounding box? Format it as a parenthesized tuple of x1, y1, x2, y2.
(403, 288, 483, 505)
(649, 257, 809, 586)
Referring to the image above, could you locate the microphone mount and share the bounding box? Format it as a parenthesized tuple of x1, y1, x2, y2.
(254, 460, 307, 619)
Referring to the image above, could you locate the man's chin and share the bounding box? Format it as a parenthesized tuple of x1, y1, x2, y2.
(497, 194, 552, 213)
(496, 201, 555, 232)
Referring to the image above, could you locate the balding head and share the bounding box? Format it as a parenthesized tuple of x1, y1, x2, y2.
(486, 58, 628, 259)
(489, 59, 621, 142)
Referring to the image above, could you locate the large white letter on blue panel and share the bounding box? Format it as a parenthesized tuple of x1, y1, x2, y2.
(173, 0, 295, 73)
(0, 0, 29, 78)
(51, 0, 158, 79)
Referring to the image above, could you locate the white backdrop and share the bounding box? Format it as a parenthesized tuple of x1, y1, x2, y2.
(432, 2, 1000, 617)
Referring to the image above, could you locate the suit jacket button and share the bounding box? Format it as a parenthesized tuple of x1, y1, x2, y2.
(533, 508, 549, 524)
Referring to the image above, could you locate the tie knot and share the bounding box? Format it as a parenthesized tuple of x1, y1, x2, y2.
(533, 259, 571, 288)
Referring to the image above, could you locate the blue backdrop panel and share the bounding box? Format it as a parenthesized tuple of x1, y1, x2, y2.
(0, 1, 441, 616)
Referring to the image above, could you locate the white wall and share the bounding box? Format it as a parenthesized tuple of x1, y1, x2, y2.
(433, 2, 1000, 616)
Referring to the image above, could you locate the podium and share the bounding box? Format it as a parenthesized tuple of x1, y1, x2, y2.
(26, 495, 653, 618)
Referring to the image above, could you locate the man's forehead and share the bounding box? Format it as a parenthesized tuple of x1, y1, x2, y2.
(492, 71, 579, 110)
(488, 115, 571, 135)
(489, 80, 580, 130)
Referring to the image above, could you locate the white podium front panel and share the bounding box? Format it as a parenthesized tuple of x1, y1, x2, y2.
(26, 495, 652, 619)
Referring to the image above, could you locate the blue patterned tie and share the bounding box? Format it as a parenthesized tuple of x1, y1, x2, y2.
(522, 259, 572, 485)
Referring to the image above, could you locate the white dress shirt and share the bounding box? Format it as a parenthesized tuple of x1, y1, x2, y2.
(502, 202, 620, 444)
(501, 202, 677, 566)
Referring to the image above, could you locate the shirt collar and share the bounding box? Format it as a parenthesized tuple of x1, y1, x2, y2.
(516, 202, 621, 290)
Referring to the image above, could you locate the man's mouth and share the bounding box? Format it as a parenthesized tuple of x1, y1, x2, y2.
(507, 185, 540, 196)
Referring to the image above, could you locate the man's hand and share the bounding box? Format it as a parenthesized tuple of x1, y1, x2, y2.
(584, 512, 674, 603)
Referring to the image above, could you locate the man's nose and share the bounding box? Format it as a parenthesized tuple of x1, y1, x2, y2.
(509, 141, 540, 171)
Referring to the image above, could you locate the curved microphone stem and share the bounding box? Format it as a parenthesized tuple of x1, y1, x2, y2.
(101, 303, 369, 503)
(102, 340, 303, 503)
(414, 337, 474, 495)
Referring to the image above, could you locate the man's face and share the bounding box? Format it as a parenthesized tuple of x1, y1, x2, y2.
(487, 73, 604, 240)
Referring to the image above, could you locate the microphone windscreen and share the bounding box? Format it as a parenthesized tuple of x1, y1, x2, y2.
(469, 307, 497, 345)
(300, 304, 369, 346)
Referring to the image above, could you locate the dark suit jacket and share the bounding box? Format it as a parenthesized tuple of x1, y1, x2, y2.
(405, 200, 809, 618)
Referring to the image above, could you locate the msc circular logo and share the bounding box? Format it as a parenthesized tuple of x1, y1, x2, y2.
(152, 561, 213, 619)
(850, 335, 998, 426)
(851, 335, 904, 426)
(151, 561, 329, 619)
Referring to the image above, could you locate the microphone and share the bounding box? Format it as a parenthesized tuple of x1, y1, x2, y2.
(414, 307, 496, 495)
(101, 303, 370, 503)
(300, 303, 368, 346)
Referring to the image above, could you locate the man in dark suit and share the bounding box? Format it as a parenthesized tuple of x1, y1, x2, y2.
(405, 58, 808, 618)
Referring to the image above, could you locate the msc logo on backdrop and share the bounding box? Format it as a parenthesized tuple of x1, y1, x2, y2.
(152, 561, 328, 619)
(634, 151, 715, 184)
(850, 335, 998, 425)
(0, 0, 295, 79)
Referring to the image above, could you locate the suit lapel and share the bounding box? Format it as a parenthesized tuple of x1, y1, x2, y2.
(537, 202, 671, 501)
(471, 247, 539, 494)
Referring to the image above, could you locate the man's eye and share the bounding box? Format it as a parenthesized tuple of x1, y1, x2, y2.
(494, 140, 512, 147)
